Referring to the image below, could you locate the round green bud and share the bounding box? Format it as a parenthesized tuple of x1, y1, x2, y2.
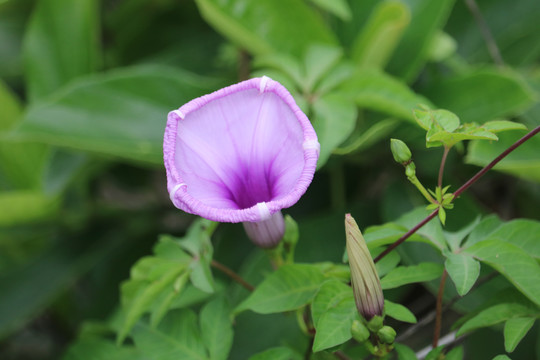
(390, 139, 412, 164)
(377, 325, 396, 344)
(367, 315, 384, 332)
(405, 162, 416, 178)
(351, 320, 370, 343)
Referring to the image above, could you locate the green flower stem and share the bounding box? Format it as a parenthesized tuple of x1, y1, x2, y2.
(375, 125, 540, 264)
(408, 174, 437, 204)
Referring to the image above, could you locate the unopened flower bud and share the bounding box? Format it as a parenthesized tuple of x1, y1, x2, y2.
(351, 320, 370, 342)
(405, 162, 416, 178)
(377, 325, 396, 344)
(390, 139, 412, 164)
(345, 214, 384, 320)
(367, 315, 384, 332)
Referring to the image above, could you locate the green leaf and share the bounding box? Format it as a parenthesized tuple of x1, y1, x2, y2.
(62, 338, 146, 360)
(189, 257, 215, 294)
(444, 252, 480, 296)
(394, 343, 418, 360)
(23, 0, 101, 101)
(200, 297, 233, 360)
(422, 69, 536, 124)
(15, 65, 217, 165)
(386, 0, 455, 81)
(340, 69, 431, 122)
(384, 300, 417, 323)
(303, 45, 343, 92)
(444, 216, 481, 252)
(425, 345, 444, 360)
(492, 355, 512, 360)
(504, 317, 535, 353)
(363, 223, 429, 249)
(464, 215, 503, 248)
(0, 236, 116, 339)
(395, 207, 447, 250)
(351, 0, 410, 69)
(252, 53, 304, 89)
(312, 93, 357, 167)
(445, 346, 464, 360)
(464, 239, 540, 306)
(312, 295, 357, 352)
(133, 309, 209, 360)
(457, 303, 537, 336)
(373, 248, 400, 278)
(380, 263, 443, 289)
(482, 120, 527, 133)
(0, 79, 48, 191)
(486, 219, 540, 259)
(466, 131, 540, 183)
(194, 0, 336, 58)
(154, 236, 193, 263)
(119, 262, 186, 343)
(0, 79, 22, 131)
(248, 347, 302, 360)
(150, 272, 190, 328)
(308, 0, 352, 21)
(178, 220, 216, 294)
(236, 264, 326, 314)
(333, 118, 398, 155)
(311, 280, 353, 326)
(427, 124, 499, 148)
(0, 191, 58, 226)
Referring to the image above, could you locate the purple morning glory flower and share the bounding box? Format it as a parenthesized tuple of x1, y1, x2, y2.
(163, 76, 319, 248)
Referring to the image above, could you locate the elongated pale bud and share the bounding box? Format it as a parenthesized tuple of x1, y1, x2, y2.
(345, 214, 384, 320)
(243, 211, 285, 249)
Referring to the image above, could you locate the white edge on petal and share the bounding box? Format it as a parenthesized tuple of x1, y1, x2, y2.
(256, 202, 271, 221)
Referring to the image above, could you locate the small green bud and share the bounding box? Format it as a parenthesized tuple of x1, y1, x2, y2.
(367, 315, 384, 332)
(377, 326, 396, 344)
(405, 162, 416, 178)
(351, 320, 370, 343)
(345, 215, 384, 321)
(283, 215, 299, 247)
(390, 139, 412, 164)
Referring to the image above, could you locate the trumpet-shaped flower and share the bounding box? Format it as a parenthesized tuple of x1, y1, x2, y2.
(164, 77, 319, 248)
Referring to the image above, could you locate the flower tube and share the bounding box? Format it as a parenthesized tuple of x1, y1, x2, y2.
(164, 76, 319, 248)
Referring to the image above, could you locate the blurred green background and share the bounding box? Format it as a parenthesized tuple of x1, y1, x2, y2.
(0, 0, 539, 359)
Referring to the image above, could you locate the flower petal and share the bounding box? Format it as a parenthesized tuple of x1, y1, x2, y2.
(164, 77, 319, 223)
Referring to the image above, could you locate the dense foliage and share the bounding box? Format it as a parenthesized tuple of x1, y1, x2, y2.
(0, 0, 539, 359)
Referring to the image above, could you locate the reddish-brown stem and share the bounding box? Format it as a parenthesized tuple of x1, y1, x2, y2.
(211, 259, 254, 292)
(374, 209, 439, 263)
(433, 270, 448, 348)
(438, 146, 450, 189)
(374, 126, 539, 263)
(453, 126, 540, 199)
